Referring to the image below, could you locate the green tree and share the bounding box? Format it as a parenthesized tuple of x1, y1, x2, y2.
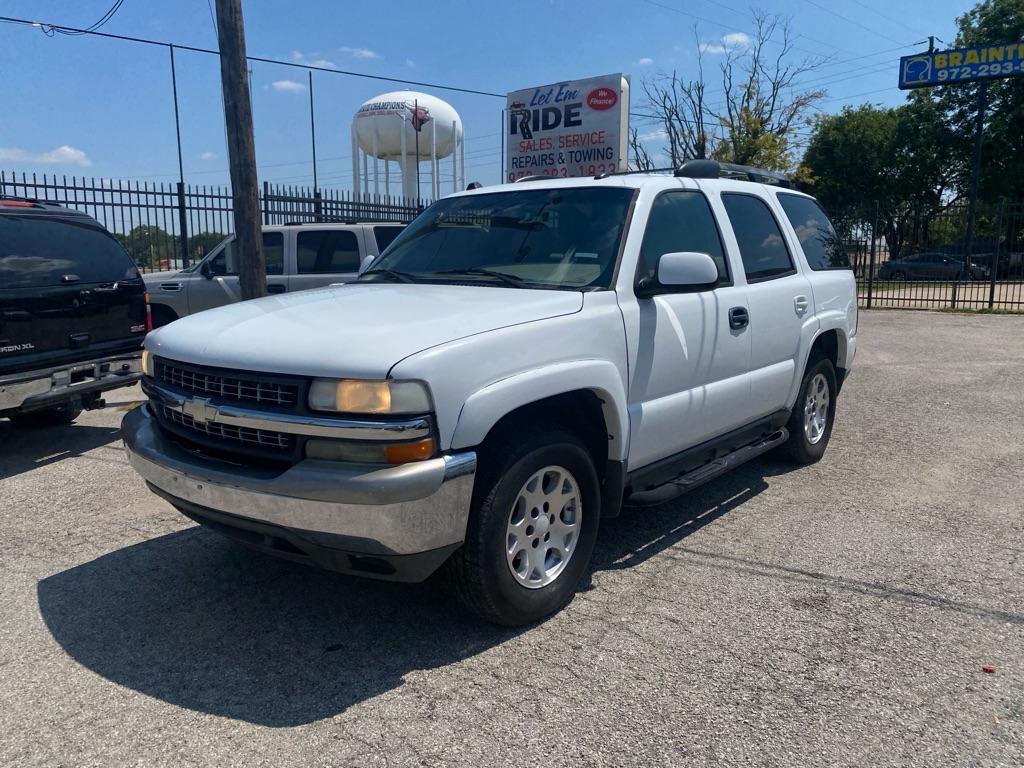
(937, 0, 1024, 205)
(800, 99, 961, 256)
(188, 231, 227, 262)
(115, 225, 176, 270)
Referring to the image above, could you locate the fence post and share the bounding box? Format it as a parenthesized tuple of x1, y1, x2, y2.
(314, 189, 322, 223)
(262, 180, 270, 225)
(866, 207, 877, 310)
(989, 198, 1005, 310)
(175, 181, 190, 269)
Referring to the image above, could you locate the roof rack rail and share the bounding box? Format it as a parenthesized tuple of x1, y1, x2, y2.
(512, 175, 552, 183)
(674, 159, 792, 188)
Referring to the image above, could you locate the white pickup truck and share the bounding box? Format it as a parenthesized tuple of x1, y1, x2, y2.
(123, 160, 857, 626)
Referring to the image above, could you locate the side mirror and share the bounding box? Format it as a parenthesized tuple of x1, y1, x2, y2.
(637, 251, 720, 297)
(357, 254, 376, 276)
(199, 260, 213, 279)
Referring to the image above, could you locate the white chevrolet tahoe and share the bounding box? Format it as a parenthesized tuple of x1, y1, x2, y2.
(123, 160, 857, 626)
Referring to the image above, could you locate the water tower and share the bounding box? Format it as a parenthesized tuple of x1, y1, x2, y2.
(351, 90, 464, 201)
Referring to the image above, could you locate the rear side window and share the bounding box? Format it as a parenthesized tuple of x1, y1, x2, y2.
(373, 225, 404, 253)
(721, 194, 795, 282)
(297, 230, 361, 274)
(209, 232, 284, 276)
(0, 215, 138, 289)
(777, 194, 850, 270)
(638, 191, 728, 284)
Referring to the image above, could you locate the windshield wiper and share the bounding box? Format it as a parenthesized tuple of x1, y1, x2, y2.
(434, 267, 534, 288)
(360, 267, 418, 283)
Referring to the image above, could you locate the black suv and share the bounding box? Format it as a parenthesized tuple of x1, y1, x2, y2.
(0, 197, 147, 425)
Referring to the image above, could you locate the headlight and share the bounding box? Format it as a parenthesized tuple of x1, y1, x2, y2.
(308, 378, 432, 414)
(141, 349, 154, 377)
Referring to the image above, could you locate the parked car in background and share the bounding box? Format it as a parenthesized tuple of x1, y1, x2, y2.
(877, 251, 990, 281)
(123, 160, 857, 625)
(144, 221, 405, 326)
(0, 197, 145, 426)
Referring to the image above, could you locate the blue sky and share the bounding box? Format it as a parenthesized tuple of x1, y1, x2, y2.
(0, 0, 973, 192)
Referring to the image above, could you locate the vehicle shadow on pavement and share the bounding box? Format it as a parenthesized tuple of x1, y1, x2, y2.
(35, 458, 797, 727)
(0, 421, 124, 481)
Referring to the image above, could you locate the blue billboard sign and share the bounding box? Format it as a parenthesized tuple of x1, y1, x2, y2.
(899, 43, 1024, 89)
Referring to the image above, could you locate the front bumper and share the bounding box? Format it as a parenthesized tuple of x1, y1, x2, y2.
(121, 405, 477, 581)
(0, 353, 141, 413)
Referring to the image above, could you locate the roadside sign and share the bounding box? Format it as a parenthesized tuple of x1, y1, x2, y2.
(505, 73, 629, 182)
(899, 43, 1024, 89)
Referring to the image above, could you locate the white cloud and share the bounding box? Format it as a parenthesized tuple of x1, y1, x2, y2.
(290, 51, 337, 69)
(722, 32, 751, 47)
(199, 151, 216, 161)
(699, 31, 751, 55)
(340, 46, 380, 60)
(636, 56, 654, 66)
(271, 79, 305, 93)
(405, 58, 416, 68)
(637, 128, 667, 142)
(0, 145, 91, 167)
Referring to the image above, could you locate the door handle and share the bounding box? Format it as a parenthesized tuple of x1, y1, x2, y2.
(794, 295, 809, 315)
(267, 283, 287, 294)
(159, 282, 183, 292)
(728, 306, 749, 330)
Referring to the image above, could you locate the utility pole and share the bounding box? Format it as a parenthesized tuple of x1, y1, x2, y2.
(215, 0, 265, 300)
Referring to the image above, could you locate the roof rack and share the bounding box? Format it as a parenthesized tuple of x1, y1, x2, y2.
(674, 159, 792, 188)
(512, 175, 553, 184)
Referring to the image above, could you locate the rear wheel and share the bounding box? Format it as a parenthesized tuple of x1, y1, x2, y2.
(782, 356, 837, 465)
(446, 426, 600, 626)
(9, 402, 83, 427)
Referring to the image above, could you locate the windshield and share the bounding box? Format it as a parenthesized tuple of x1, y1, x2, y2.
(360, 187, 635, 290)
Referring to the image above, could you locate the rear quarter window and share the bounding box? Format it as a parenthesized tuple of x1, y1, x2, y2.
(0, 215, 139, 289)
(777, 194, 850, 271)
(373, 225, 405, 253)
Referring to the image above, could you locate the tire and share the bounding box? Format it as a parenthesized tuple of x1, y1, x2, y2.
(782, 355, 837, 465)
(9, 402, 83, 427)
(446, 426, 601, 626)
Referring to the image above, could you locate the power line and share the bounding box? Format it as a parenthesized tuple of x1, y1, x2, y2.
(0, 14, 505, 99)
(46, 0, 125, 36)
(797, 0, 907, 46)
(843, 0, 930, 39)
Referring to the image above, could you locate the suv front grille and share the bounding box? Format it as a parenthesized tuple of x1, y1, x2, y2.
(157, 359, 299, 407)
(163, 406, 294, 451)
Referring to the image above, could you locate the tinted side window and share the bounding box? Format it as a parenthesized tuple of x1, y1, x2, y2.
(777, 194, 850, 270)
(638, 191, 728, 284)
(297, 230, 361, 274)
(373, 225, 404, 253)
(0, 216, 138, 289)
(721, 194, 794, 281)
(209, 232, 284, 276)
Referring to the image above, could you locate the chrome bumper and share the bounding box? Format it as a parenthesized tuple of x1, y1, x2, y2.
(0, 353, 141, 411)
(122, 405, 476, 557)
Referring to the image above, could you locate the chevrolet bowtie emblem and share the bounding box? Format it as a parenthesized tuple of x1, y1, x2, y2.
(181, 396, 218, 424)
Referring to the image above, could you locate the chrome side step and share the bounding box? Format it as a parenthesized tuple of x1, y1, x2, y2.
(625, 428, 789, 506)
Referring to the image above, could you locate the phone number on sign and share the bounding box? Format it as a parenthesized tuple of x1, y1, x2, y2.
(507, 164, 617, 182)
(937, 61, 1023, 80)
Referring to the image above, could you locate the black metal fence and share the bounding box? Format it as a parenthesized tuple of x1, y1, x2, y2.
(843, 199, 1024, 312)
(0, 171, 429, 272)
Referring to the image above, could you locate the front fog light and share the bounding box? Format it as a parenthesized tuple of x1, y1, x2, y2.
(308, 378, 431, 414)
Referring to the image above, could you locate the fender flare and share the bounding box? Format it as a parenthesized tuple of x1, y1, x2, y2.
(450, 359, 630, 461)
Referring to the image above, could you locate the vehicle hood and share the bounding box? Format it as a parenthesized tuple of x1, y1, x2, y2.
(145, 283, 583, 378)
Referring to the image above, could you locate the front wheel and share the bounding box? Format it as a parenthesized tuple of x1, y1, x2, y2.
(782, 356, 837, 465)
(446, 427, 600, 626)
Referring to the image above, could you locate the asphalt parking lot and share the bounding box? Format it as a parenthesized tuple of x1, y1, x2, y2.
(1, 309, 1022, 767)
